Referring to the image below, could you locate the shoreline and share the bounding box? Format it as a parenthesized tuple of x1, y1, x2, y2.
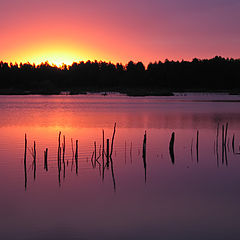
(0, 89, 239, 96)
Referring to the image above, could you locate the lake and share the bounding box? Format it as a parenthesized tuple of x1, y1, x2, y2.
(0, 94, 240, 240)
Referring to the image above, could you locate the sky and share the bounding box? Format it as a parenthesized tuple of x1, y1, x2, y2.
(1, 0, 240, 65)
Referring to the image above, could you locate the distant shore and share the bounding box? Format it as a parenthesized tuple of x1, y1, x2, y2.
(1, 57, 240, 97)
(0, 88, 239, 96)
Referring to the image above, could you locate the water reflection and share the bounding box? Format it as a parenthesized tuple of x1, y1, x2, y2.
(2, 94, 240, 240)
(110, 156, 116, 192)
(1, 95, 240, 129)
(21, 121, 240, 192)
(22, 123, 119, 191)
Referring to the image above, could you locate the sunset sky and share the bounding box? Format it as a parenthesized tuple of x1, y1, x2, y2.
(1, 0, 240, 65)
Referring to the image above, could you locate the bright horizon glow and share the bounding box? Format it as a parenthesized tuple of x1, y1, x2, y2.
(3, 40, 121, 66)
(24, 50, 89, 67)
(3, 41, 116, 67)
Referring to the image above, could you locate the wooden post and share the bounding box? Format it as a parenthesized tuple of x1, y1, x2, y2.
(33, 141, 36, 180)
(24, 134, 27, 189)
(75, 140, 78, 175)
(232, 134, 235, 153)
(142, 131, 147, 183)
(94, 141, 97, 168)
(62, 135, 65, 165)
(58, 131, 61, 171)
(102, 130, 105, 181)
(102, 130, 105, 158)
(216, 123, 219, 157)
(71, 138, 74, 170)
(222, 125, 225, 164)
(169, 132, 175, 165)
(62, 136, 66, 178)
(44, 148, 48, 172)
(224, 123, 229, 166)
(106, 139, 110, 167)
(196, 130, 199, 163)
(110, 123, 116, 157)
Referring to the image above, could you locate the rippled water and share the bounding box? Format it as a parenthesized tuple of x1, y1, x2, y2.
(0, 94, 240, 240)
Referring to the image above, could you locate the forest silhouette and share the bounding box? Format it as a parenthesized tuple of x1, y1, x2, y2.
(0, 56, 239, 95)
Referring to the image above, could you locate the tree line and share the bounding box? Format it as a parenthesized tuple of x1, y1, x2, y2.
(0, 56, 239, 94)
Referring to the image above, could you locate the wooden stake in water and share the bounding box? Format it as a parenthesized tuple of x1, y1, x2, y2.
(24, 134, 27, 190)
(62, 136, 65, 165)
(94, 141, 97, 168)
(58, 147, 61, 187)
(90, 151, 94, 169)
(58, 132, 61, 171)
(62, 135, 66, 179)
(102, 130, 105, 181)
(224, 123, 229, 166)
(102, 130, 105, 158)
(169, 132, 175, 165)
(106, 139, 110, 168)
(110, 122, 117, 158)
(142, 131, 147, 183)
(75, 140, 78, 175)
(232, 134, 235, 153)
(222, 125, 225, 164)
(33, 141, 36, 180)
(71, 138, 74, 171)
(216, 123, 219, 165)
(44, 148, 48, 172)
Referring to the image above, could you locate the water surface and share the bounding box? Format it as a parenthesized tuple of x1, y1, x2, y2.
(0, 94, 240, 240)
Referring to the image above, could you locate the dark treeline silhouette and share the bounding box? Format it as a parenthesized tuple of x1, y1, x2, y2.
(0, 56, 240, 95)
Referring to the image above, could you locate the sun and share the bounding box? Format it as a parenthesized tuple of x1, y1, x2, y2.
(31, 52, 80, 67)
(6, 40, 111, 67)
(29, 49, 87, 67)
(11, 42, 90, 67)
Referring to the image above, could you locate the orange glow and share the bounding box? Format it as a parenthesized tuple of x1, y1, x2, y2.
(5, 40, 114, 67)
(1, 1, 239, 66)
(1, 15, 167, 66)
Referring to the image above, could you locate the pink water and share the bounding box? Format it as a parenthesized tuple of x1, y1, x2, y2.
(0, 94, 240, 240)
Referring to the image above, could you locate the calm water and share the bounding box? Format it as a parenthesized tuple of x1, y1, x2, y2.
(0, 94, 240, 240)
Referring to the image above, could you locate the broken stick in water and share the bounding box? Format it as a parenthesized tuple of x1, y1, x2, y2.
(75, 140, 78, 175)
(44, 148, 48, 172)
(110, 122, 117, 158)
(142, 131, 147, 183)
(169, 132, 175, 165)
(24, 134, 27, 190)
